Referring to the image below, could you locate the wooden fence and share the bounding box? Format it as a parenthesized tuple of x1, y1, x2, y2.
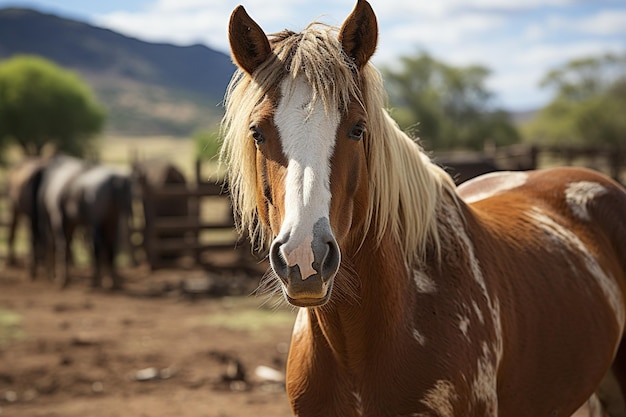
(139, 179, 255, 270)
(134, 160, 258, 271)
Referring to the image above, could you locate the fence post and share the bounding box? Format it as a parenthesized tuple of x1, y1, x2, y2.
(529, 145, 539, 170)
(609, 148, 621, 183)
(142, 183, 158, 270)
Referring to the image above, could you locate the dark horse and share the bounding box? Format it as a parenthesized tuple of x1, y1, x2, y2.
(34, 155, 134, 289)
(222, 1, 626, 416)
(5, 157, 48, 274)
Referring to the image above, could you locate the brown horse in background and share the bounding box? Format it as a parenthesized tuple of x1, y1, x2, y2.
(222, 1, 626, 416)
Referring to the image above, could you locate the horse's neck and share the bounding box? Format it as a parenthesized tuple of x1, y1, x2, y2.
(307, 194, 466, 369)
(311, 230, 418, 369)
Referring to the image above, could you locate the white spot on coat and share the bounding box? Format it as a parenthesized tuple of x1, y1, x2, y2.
(352, 391, 364, 416)
(459, 171, 528, 204)
(441, 204, 503, 364)
(413, 270, 437, 294)
(565, 181, 607, 221)
(472, 301, 485, 324)
(413, 328, 426, 346)
(527, 206, 625, 332)
(458, 315, 471, 339)
(420, 380, 457, 417)
(471, 342, 499, 416)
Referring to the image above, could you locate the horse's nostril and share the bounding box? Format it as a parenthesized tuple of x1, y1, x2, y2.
(269, 240, 289, 281)
(321, 239, 340, 279)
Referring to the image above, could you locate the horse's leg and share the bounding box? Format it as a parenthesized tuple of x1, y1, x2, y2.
(104, 217, 123, 290)
(29, 218, 42, 281)
(7, 206, 19, 266)
(53, 232, 65, 286)
(108, 240, 123, 291)
(89, 227, 102, 289)
(46, 219, 60, 283)
(55, 219, 73, 289)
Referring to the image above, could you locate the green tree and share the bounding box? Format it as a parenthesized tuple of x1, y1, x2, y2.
(524, 54, 626, 146)
(383, 51, 519, 150)
(193, 129, 221, 162)
(0, 55, 105, 156)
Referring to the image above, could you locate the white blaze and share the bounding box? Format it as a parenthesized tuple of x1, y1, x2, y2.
(273, 77, 340, 279)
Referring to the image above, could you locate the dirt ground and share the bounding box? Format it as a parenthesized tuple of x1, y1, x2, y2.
(0, 264, 593, 417)
(0, 264, 296, 417)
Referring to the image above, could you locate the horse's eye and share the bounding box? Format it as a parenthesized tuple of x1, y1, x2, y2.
(348, 124, 365, 141)
(251, 127, 265, 145)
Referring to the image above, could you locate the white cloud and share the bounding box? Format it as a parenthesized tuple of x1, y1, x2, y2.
(91, 0, 626, 110)
(96, 6, 232, 49)
(524, 9, 626, 41)
(577, 10, 626, 35)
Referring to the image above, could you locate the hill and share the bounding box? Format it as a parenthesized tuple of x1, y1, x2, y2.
(0, 7, 236, 136)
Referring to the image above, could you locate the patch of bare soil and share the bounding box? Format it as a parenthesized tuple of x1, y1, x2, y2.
(0, 265, 295, 417)
(0, 265, 593, 417)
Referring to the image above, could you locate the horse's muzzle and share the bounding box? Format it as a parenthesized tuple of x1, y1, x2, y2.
(269, 219, 340, 307)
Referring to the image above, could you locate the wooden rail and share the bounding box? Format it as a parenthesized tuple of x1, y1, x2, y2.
(138, 178, 243, 270)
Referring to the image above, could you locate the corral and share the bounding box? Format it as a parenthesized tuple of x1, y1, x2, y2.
(0, 140, 623, 417)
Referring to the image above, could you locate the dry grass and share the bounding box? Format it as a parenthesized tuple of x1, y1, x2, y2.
(99, 135, 195, 176)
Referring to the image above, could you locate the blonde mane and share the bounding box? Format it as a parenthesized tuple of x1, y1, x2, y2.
(221, 22, 457, 263)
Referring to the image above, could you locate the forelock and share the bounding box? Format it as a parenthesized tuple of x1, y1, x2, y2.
(267, 24, 360, 114)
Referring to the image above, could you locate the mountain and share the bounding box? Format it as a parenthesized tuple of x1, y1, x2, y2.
(0, 7, 237, 136)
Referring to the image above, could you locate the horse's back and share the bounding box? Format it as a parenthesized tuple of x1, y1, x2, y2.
(459, 167, 626, 264)
(459, 167, 626, 416)
(40, 156, 87, 207)
(461, 166, 626, 303)
(72, 165, 132, 222)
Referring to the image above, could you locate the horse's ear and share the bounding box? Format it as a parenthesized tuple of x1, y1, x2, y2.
(339, 0, 378, 69)
(229, 6, 272, 75)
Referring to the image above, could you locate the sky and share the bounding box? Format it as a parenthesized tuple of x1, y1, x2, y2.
(1, 0, 625, 111)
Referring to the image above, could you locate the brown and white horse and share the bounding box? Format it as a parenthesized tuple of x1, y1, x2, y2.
(222, 1, 626, 416)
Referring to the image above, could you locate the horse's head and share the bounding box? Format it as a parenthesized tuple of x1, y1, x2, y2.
(226, 0, 378, 307)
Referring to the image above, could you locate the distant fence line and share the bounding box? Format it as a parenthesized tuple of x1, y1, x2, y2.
(493, 144, 626, 182)
(437, 144, 626, 186)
